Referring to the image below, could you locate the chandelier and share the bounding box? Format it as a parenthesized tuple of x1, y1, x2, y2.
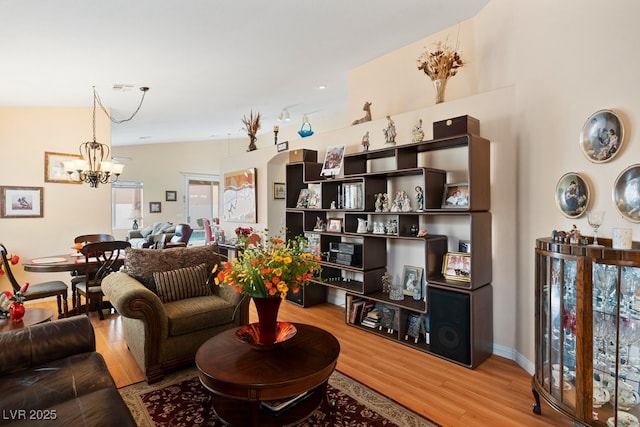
(64, 86, 149, 188)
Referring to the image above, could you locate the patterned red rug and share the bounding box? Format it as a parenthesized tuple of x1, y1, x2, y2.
(119, 368, 438, 426)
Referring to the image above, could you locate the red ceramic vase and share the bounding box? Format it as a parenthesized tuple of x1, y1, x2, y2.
(252, 296, 281, 346)
(9, 302, 25, 323)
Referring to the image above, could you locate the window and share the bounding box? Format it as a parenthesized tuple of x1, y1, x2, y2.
(112, 181, 143, 230)
(186, 176, 219, 228)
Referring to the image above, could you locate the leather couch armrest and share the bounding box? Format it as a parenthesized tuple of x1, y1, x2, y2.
(102, 272, 167, 334)
(0, 316, 95, 375)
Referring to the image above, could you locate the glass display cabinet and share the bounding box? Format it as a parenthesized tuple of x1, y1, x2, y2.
(533, 237, 640, 426)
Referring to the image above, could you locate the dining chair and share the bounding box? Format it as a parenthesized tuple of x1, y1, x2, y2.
(0, 243, 69, 318)
(70, 234, 115, 308)
(202, 219, 215, 245)
(75, 240, 130, 320)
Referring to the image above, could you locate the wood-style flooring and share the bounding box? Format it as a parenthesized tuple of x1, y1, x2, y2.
(28, 299, 572, 427)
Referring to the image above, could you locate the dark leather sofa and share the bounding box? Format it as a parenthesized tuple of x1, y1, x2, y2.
(0, 316, 135, 426)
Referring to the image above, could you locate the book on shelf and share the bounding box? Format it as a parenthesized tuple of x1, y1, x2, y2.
(349, 299, 366, 324)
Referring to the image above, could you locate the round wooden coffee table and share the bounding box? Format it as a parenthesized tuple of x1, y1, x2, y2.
(0, 307, 54, 333)
(196, 323, 340, 427)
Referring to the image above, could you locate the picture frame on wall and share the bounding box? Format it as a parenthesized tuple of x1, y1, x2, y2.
(273, 182, 286, 200)
(165, 190, 177, 202)
(402, 265, 423, 297)
(442, 183, 469, 208)
(223, 168, 257, 223)
(149, 201, 162, 213)
(442, 252, 471, 282)
(1, 186, 44, 218)
(579, 109, 624, 163)
(44, 151, 82, 184)
(554, 172, 590, 219)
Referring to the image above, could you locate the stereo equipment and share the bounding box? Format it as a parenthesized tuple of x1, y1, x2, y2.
(428, 287, 471, 365)
(328, 242, 362, 266)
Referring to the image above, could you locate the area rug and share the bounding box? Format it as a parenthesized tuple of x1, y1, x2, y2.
(118, 368, 438, 427)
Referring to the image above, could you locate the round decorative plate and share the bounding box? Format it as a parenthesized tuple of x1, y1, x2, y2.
(555, 172, 590, 218)
(613, 164, 640, 223)
(580, 109, 624, 163)
(235, 322, 297, 349)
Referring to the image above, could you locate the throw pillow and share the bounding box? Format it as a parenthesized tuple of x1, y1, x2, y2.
(153, 263, 212, 303)
(139, 225, 154, 238)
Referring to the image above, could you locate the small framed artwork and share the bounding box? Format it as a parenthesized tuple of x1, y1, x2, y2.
(296, 188, 311, 208)
(1, 186, 44, 218)
(223, 168, 257, 223)
(321, 144, 345, 177)
(442, 252, 471, 282)
(165, 190, 177, 202)
(580, 109, 624, 163)
(273, 182, 286, 200)
(307, 183, 322, 209)
(327, 217, 343, 233)
(44, 151, 82, 183)
(149, 202, 162, 213)
(442, 183, 469, 208)
(402, 265, 423, 297)
(555, 172, 590, 218)
(276, 141, 289, 152)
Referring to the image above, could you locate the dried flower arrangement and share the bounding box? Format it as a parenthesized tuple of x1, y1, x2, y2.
(241, 110, 261, 151)
(416, 40, 464, 81)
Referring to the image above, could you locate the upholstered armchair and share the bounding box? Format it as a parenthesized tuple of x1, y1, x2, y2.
(126, 222, 175, 248)
(164, 223, 193, 248)
(101, 244, 250, 384)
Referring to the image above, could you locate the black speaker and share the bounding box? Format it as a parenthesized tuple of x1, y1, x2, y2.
(428, 287, 470, 365)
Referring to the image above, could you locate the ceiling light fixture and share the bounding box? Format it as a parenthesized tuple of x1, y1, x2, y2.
(64, 86, 149, 188)
(277, 108, 291, 122)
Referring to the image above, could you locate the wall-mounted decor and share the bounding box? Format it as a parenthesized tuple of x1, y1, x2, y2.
(223, 168, 256, 223)
(320, 145, 345, 177)
(1, 186, 44, 218)
(555, 172, 590, 218)
(165, 191, 177, 202)
(276, 141, 289, 152)
(442, 252, 471, 282)
(580, 109, 624, 163)
(613, 164, 640, 223)
(442, 183, 469, 208)
(149, 202, 162, 213)
(44, 151, 82, 183)
(273, 182, 285, 200)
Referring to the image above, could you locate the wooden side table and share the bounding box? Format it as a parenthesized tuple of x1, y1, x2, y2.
(0, 307, 54, 333)
(196, 323, 340, 426)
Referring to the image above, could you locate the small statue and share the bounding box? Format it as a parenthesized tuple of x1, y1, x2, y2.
(313, 217, 325, 231)
(417, 229, 428, 237)
(374, 193, 383, 212)
(381, 271, 392, 293)
(569, 224, 582, 244)
(401, 191, 412, 212)
(412, 119, 425, 143)
(361, 131, 370, 151)
(352, 101, 372, 125)
(383, 115, 397, 146)
(415, 186, 424, 211)
(381, 193, 390, 212)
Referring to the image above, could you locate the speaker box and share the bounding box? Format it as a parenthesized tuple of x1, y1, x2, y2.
(428, 287, 471, 365)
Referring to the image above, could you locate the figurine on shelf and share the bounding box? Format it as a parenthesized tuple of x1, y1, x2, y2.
(361, 131, 370, 151)
(375, 193, 383, 212)
(383, 115, 397, 146)
(381, 271, 392, 293)
(381, 193, 390, 212)
(412, 119, 425, 143)
(401, 190, 412, 212)
(417, 229, 428, 237)
(569, 224, 582, 244)
(313, 217, 325, 231)
(415, 186, 424, 211)
(391, 191, 402, 212)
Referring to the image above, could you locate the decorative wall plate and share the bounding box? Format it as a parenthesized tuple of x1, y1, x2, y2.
(580, 109, 624, 163)
(555, 172, 590, 218)
(613, 164, 640, 223)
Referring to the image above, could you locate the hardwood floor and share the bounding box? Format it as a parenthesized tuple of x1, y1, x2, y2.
(28, 299, 572, 427)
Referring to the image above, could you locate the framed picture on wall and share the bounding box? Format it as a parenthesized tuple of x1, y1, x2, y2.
(44, 151, 82, 184)
(150, 202, 162, 213)
(223, 168, 257, 223)
(273, 182, 286, 200)
(1, 186, 44, 218)
(165, 190, 177, 202)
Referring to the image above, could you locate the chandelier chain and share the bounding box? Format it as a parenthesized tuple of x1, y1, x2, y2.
(94, 86, 149, 124)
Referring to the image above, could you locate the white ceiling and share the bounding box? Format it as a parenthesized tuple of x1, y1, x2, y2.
(0, 0, 488, 146)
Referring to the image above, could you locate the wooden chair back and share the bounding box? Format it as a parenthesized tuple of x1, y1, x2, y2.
(80, 241, 130, 286)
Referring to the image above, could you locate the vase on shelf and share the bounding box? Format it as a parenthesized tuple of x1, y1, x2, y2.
(432, 78, 448, 104)
(252, 296, 282, 346)
(9, 302, 25, 323)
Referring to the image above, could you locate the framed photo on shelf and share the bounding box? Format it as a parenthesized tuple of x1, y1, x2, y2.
(307, 183, 322, 209)
(149, 201, 162, 213)
(402, 265, 423, 297)
(273, 182, 286, 200)
(165, 190, 177, 201)
(44, 151, 82, 183)
(0, 186, 44, 218)
(320, 144, 345, 177)
(442, 252, 471, 282)
(442, 183, 469, 208)
(327, 217, 343, 233)
(296, 188, 311, 208)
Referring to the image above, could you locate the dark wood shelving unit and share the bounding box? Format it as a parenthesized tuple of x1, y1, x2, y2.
(285, 132, 493, 368)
